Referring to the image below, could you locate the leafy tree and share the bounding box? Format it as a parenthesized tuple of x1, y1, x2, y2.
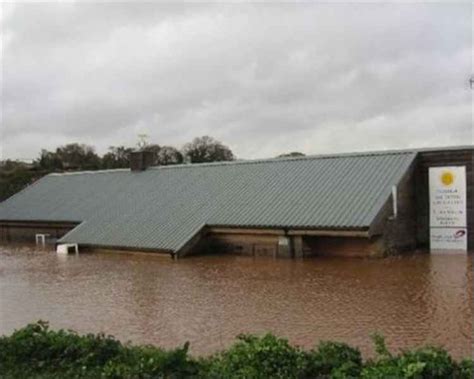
(37, 149, 63, 170)
(182, 136, 234, 163)
(144, 144, 162, 166)
(156, 146, 183, 165)
(0, 161, 44, 202)
(144, 144, 161, 154)
(37, 144, 101, 171)
(55, 143, 101, 170)
(102, 146, 134, 169)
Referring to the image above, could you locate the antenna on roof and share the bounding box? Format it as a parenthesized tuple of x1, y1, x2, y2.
(137, 134, 149, 151)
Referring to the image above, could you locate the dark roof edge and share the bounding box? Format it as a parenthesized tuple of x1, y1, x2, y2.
(205, 224, 370, 231)
(70, 243, 174, 255)
(0, 219, 81, 225)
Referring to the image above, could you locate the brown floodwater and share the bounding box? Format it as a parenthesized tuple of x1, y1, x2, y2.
(0, 244, 472, 359)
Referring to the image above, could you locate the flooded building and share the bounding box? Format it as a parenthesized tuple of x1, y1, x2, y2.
(0, 146, 472, 258)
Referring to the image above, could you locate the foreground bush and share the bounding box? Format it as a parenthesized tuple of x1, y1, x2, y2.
(360, 333, 472, 379)
(0, 321, 198, 378)
(0, 322, 472, 378)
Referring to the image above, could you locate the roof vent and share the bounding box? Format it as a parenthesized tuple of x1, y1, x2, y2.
(130, 151, 155, 172)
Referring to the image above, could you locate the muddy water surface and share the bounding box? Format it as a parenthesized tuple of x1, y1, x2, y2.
(0, 245, 472, 358)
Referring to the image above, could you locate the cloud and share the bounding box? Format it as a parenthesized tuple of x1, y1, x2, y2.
(1, 2, 472, 160)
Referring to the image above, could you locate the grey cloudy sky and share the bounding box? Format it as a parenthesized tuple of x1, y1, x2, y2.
(1, 2, 472, 161)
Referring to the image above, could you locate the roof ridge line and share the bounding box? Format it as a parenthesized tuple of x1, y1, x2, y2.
(149, 149, 414, 170)
(48, 168, 130, 176)
(43, 144, 472, 176)
(47, 149, 418, 176)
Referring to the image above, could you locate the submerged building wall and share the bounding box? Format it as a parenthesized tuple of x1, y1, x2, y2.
(301, 236, 384, 258)
(0, 222, 76, 244)
(205, 230, 288, 258)
(205, 229, 379, 258)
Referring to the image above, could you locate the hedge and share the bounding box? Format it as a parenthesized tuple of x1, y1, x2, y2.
(0, 321, 472, 378)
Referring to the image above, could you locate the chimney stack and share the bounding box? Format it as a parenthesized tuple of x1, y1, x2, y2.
(130, 151, 155, 172)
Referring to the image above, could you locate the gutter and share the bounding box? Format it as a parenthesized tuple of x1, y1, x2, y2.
(286, 229, 370, 238)
(208, 225, 370, 238)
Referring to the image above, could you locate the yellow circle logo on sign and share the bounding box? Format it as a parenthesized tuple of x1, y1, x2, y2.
(440, 171, 454, 186)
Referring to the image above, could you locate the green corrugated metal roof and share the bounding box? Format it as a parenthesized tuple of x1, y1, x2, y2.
(0, 150, 416, 252)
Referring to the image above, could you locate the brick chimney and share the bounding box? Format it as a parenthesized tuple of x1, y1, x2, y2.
(130, 151, 155, 172)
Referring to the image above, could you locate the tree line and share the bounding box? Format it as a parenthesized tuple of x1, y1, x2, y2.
(36, 135, 235, 171)
(0, 135, 305, 202)
(0, 136, 234, 201)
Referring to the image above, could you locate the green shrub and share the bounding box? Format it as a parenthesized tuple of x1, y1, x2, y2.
(398, 346, 456, 378)
(0, 321, 197, 378)
(361, 335, 473, 379)
(0, 320, 121, 375)
(201, 333, 306, 379)
(0, 322, 472, 379)
(456, 359, 474, 379)
(102, 343, 197, 379)
(200, 335, 364, 379)
(303, 341, 362, 378)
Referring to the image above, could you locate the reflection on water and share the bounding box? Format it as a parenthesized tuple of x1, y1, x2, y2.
(0, 244, 472, 358)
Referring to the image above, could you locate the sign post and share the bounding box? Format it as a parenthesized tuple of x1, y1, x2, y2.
(429, 166, 467, 253)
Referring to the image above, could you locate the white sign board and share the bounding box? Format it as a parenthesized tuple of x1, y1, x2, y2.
(429, 166, 467, 253)
(430, 228, 467, 251)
